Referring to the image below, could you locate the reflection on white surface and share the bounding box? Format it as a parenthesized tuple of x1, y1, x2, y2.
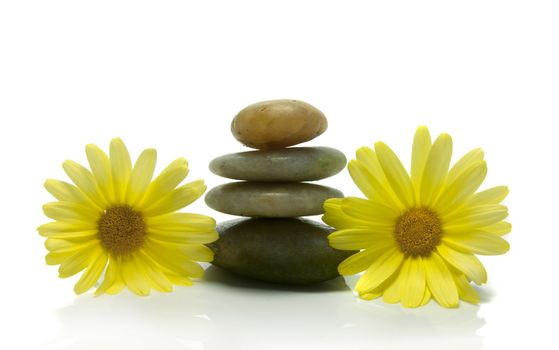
(44, 267, 485, 350)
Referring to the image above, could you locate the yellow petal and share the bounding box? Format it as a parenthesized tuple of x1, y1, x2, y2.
(355, 248, 404, 295)
(165, 274, 193, 287)
(423, 252, 459, 308)
(359, 292, 382, 301)
(454, 273, 480, 305)
(143, 241, 204, 278)
(410, 126, 432, 199)
(110, 138, 132, 203)
(44, 179, 98, 210)
(382, 269, 404, 304)
(148, 228, 218, 244)
(135, 251, 173, 293)
(355, 147, 389, 187)
(323, 199, 378, 229)
(45, 240, 99, 265)
(436, 245, 487, 285)
(420, 133, 453, 207)
(468, 186, 509, 207)
(148, 237, 214, 262)
(340, 197, 400, 224)
(74, 251, 108, 294)
(328, 229, 392, 250)
(484, 221, 512, 236)
(43, 201, 100, 223)
(105, 259, 126, 295)
(435, 161, 487, 215)
(348, 160, 404, 210)
(85, 144, 115, 204)
(337, 240, 395, 275)
(443, 204, 508, 228)
(446, 148, 484, 185)
(137, 158, 189, 209)
(58, 244, 100, 278)
(38, 221, 96, 235)
(375, 142, 415, 208)
(142, 180, 206, 217)
(126, 148, 157, 205)
(62, 160, 107, 208)
(442, 233, 510, 255)
(146, 212, 216, 232)
(121, 256, 151, 296)
(420, 286, 432, 306)
(400, 256, 426, 308)
(95, 259, 119, 296)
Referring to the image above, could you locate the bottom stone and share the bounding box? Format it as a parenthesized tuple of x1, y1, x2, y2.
(209, 218, 355, 285)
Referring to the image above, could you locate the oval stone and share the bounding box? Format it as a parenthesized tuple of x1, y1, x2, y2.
(205, 182, 343, 217)
(209, 218, 355, 284)
(209, 147, 347, 182)
(231, 99, 328, 150)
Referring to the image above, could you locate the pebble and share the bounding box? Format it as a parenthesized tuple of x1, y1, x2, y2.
(209, 147, 346, 182)
(231, 99, 328, 150)
(204, 182, 343, 217)
(209, 218, 355, 284)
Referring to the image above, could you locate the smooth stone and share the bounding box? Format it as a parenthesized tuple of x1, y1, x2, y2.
(209, 147, 347, 182)
(204, 182, 343, 217)
(231, 99, 328, 150)
(209, 218, 355, 284)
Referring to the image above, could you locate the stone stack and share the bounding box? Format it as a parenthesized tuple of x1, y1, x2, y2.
(205, 99, 354, 284)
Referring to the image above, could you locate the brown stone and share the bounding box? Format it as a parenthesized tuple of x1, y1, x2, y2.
(231, 99, 328, 150)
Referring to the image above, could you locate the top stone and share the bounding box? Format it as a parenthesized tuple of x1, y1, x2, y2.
(231, 99, 328, 150)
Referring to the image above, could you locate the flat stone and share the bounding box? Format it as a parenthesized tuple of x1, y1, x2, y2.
(231, 99, 328, 150)
(209, 218, 355, 284)
(209, 147, 347, 182)
(205, 182, 343, 217)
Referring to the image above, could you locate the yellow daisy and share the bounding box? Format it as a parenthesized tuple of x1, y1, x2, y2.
(323, 126, 510, 308)
(39, 138, 218, 296)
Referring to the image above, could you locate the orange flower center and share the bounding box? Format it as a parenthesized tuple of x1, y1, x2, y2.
(98, 206, 146, 255)
(394, 208, 442, 257)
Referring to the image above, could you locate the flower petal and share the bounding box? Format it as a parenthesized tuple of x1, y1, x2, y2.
(443, 204, 508, 228)
(446, 148, 484, 185)
(423, 252, 459, 308)
(136, 158, 189, 209)
(400, 256, 426, 308)
(38, 221, 97, 236)
(436, 245, 487, 285)
(468, 186, 509, 207)
(453, 273, 480, 305)
(328, 228, 392, 250)
(58, 243, 101, 278)
(110, 138, 132, 203)
(148, 229, 218, 244)
(146, 212, 216, 232)
(355, 248, 404, 295)
(375, 142, 415, 208)
(142, 180, 206, 217)
(348, 160, 404, 210)
(85, 144, 115, 204)
(43, 201, 100, 223)
(95, 259, 120, 296)
(435, 161, 487, 215)
(74, 250, 108, 294)
(44, 179, 98, 209)
(420, 133, 453, 207)
(382, 267, 404, 304)
(63, 160, 107, 208)
(337, 240, 396, 275)
(340, 197, 400, 224)
(410, 126, 432, 198)
(126, 148, 157, 205)
(121, 256, 151, 296)
(442, 232, 510, 255)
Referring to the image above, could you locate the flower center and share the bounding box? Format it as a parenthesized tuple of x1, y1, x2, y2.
(394, 208, 442, 257)
(98, 206, 146, 256)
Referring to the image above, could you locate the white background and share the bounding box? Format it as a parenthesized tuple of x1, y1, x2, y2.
(1, 1, 557, 349)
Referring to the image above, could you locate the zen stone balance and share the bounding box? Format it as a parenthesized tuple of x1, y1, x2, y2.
(206, 99, 353, 284)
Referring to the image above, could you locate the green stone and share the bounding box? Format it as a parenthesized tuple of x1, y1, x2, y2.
(209, 147, 347, 182)
(204, 182, 343, 217)
(209, 218, 356, 284)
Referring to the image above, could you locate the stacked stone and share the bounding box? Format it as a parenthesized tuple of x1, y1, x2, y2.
(205, 100, 354, 284)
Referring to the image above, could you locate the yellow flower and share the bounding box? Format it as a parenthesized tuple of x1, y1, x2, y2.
(323, 127, 510, 308)
(39, 138, 218, 296)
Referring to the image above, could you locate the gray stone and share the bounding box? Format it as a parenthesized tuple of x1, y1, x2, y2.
(209, 218, 356, 284)
(204, 182, 343, 217)
(209, 147, 347, 182)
